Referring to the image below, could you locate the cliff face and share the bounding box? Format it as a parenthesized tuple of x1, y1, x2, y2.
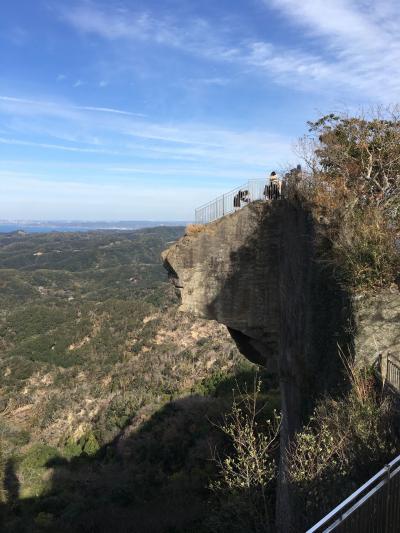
(354, 290, 400, 368)
(162, 202, 280, 368)
(162, 200, 351, 403)
(162, 199, 400, 530)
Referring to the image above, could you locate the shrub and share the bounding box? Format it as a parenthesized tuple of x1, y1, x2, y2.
(19, 444, 59, 498)
(185, 224, 205, 236)
(293, 109, 400, 290)
(81, 432, 100, 457)
(306, 111, 400, 215)
(209, 380, 280, 532)
(196, 371, 230, 397)
(34, 512, 54, 528)
(63, 437, 83, 459)
(327, 205, 399, 289)
(288, 360, 398, 527)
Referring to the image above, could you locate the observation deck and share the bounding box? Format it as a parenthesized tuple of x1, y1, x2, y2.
(195, 179, 281, 224)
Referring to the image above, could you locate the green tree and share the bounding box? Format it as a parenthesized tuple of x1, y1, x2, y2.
(306, 110, 400, 218)
(295, 109, 400, 289)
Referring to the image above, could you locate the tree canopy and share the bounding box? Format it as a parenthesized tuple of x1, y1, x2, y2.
(307, 112, 400, 220)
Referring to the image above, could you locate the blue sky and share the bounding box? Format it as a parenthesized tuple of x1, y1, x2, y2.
(0, 0, 398, 220)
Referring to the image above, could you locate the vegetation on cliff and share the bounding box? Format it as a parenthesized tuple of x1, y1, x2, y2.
(288, 358, 399, 527)
(296, 109, 400, 290)
(0, 228, 278, 532)
(209, 380, 280, 532)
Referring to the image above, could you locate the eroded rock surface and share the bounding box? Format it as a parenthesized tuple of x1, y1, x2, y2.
(162, 202, 280, 367)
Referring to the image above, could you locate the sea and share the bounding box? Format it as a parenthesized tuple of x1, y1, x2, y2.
(0, 224, 93, 233)
(0, 221, 186, 234)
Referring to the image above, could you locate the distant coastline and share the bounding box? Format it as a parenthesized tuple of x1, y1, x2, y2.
(0, 221, 188, 234)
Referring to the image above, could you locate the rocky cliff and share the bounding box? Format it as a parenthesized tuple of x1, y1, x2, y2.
(163, 202, 280, 368)
(162, 199, 400, 530)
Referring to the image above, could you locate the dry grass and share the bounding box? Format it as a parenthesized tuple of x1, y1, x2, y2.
(290, 110, 400, 292)
(284, 173, 399, 290)
(288, 353, 397, 527)
(328, 205, 399, 290)
(185, 223, 206, 236)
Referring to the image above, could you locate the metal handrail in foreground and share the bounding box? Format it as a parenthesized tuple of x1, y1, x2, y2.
(195, 179, 278, 224)
(308, 355, 400, 532)
(307, 453, 400, 532)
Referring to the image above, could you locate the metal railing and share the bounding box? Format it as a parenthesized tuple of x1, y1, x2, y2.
(307, 355, 400, 533)
(307, 453, 400, 532)
(386, 355, 400, 392)
(195, 179, 280, 224)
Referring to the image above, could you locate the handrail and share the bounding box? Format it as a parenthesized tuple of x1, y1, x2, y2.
(195, 182, 250, 211)
(307, 356, 400, 533)
(195, 179, 280, 224)
(307, 454, 400, 532)
(386, 355, 400, 392)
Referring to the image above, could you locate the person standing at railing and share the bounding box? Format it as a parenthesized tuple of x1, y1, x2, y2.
(241, 189, 250, 204)
(270, 171, 281, 199)
(233, 189, 250, 209)
(264, 171, 281, 200)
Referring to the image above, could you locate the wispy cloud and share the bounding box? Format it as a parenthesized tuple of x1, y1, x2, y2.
(0, 89, 292, 181)
(0, 95, 145, 117)
(187, 77, 231, 86)
(59, 1, 400, 102)
(78, 105, 143, 117)
(59, 3, 205, 48)
(0, 137, 120, 155)
(265, 0, 400, 100)
(0, 91, 291, 161)
(7, 26, 29, 46)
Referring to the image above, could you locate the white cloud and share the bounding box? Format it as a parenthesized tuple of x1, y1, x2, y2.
(0, 92, 292, 169)
(243, 42, 333, 84)
(60, 3, 191, 47)
(265, 0, 400, 100)
(0, 95, 144, 117)
(0, 137, 120, 155)
(60, 1, 400, 102)
(187, 77, 231, 86)
(78, 105, 144, 117)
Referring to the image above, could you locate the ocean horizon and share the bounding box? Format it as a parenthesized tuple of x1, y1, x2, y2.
(0, 221, 187, 234)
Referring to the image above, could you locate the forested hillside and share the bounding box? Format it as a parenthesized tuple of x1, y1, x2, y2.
(0, 228, 269, 532)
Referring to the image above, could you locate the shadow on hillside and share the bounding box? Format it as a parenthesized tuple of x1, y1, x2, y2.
(0, 368, 279, 533)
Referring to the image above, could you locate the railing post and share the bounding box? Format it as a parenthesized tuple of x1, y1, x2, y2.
(387, 355, 389, 385)
(385, 465, 391, 533)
